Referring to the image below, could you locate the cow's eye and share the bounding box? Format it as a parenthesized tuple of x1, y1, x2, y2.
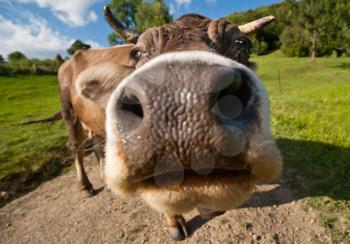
(131, 49, 148, 62)
(233, 39, 251, 52)
(234, 39, 249, 47)
(134, 51, 142, 61)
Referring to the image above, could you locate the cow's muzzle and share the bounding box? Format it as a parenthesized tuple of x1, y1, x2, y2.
(106, 51, 265, 189)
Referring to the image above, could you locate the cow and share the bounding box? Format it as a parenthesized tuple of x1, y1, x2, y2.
(59, 6, 282, 241)
(58, 43, 135, 193)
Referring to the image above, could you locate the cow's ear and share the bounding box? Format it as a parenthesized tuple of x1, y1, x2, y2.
(76, 63, 134, 109)
(208, 18, 242, 45)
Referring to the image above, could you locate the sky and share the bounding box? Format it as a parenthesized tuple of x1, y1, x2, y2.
(0, 0, 282, 59)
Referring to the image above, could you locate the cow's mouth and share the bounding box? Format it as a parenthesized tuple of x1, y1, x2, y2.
(138, 167, 252, 190)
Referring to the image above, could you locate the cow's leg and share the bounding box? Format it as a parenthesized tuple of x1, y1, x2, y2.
(60, 88, 94, 197)
(87, 132, 105, 181)
(73, 141, 94, 197)
(92, 137, 105, 181)
(93, 143, 110, 191)
(166, 214, 189, 241)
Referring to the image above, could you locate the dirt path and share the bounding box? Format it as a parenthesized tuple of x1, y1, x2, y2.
(0, 158, 330, 244)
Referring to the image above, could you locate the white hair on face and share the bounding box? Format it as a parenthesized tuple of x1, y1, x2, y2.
(75, 63, 126, 96)
(105, 51, 274, 197)
(140, 178, 255, 214)
(75, 62, 134, 109)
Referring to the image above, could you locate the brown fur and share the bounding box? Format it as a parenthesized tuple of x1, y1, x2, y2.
(130, 14, 254, 69)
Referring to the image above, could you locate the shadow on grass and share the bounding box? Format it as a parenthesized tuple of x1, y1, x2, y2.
(335, 62, 350, 69)
(277, 138, 350, 201)
(188, 138, 350, 235)
(0, 144, 71, 208)
(245, 138, 350, 209)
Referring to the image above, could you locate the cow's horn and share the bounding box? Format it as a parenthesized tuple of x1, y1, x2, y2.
(103, 6, 139, 44)
(238, 16, 276, 35)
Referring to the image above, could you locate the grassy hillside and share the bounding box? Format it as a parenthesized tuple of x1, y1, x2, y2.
(254, 52, 350, 241)
(0, 75, 68, 202)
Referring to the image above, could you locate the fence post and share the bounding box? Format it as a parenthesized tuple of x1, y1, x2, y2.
(278, 69, 282, 95)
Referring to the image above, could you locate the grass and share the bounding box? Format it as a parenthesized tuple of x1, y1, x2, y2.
(0, 75, 69, 205)
(0, 53, 349, 241)
(253, 51, 350, 242)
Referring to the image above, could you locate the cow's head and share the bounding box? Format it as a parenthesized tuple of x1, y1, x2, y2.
(104, 7, 282, 214)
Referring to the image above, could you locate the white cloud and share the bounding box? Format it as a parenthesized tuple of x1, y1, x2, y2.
(174, 0, 192, 6)
(0, 13, 76, 59)
(0, 1, 103, 59)
(17, 0, 98, 27)
(85, 40, 101, 48)
(170, 0, 192, 14)
(169, 3, 176, 15)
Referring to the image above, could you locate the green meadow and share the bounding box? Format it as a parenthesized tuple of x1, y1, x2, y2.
(0, 53, 349, 240)
(0, 75, 68, 199)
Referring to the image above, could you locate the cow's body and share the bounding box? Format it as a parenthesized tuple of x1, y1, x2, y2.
(58, 44, 134, 193)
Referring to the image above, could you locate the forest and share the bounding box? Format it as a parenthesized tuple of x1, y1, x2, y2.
(227, 0, 350, 57)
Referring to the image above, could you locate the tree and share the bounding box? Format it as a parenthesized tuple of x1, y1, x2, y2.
(251, 38, 270, 55)
(0, 54, 5, 63)
(297, 0, 328, 62)
(8, 51, 27, 63)
(310, 31, 317, 64)
(326, 0, 350, 57)
(67, 40, 91, 56)
(107, 0, 172, 45)
(280, 26, 310, 57)
(134, 0, 172, 33)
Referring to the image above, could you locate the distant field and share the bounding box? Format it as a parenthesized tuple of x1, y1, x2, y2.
(0, 53, 349, 241)
(0, 75, 68, 199)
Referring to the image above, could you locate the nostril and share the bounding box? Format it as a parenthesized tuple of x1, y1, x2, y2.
(119, 93, 144, 118)
(216, 95, 243, 118)
(116, 89, 144, 131)
(212, 70, 252, 119)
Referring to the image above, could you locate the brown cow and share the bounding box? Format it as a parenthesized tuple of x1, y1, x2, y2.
(60, 6, 282, 241)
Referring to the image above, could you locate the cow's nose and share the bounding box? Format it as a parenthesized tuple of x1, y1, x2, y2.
(113, 67, 250, 137)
